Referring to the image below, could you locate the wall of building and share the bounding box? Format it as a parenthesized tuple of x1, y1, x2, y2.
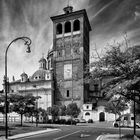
(9, 80, 53, 111)
(82, 104, 115, 122)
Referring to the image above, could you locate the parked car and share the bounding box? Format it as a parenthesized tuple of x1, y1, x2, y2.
(79, 119, 86, 123)
(73, 118, 86, 123)
(113, 114, 140, 128)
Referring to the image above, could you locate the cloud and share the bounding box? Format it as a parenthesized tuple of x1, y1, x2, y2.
(0, 0, 91, 89)
(0, 0, 140, 89)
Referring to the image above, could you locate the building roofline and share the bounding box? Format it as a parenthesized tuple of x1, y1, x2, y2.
(9, 79, 52, 85)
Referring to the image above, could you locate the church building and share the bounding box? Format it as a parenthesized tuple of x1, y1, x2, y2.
(5, 5, 116, 122)
(8, 55, 54, 111)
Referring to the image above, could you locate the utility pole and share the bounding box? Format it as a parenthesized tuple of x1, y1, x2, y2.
(133, 90, 136, 136)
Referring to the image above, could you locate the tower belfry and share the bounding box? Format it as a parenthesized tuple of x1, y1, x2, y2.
(63, 0, 73, 14)
(50, 5, 91, 107)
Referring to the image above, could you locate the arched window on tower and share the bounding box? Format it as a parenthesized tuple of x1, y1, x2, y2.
(65, 21, 71, 33)
(73, 19, 80, 31)
(56, 23, 62, 34)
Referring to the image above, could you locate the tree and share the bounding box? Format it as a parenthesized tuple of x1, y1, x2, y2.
(66, 103, 80, 118)
(0, 94, 13, 114)
(0, 95, 5, 114)
(9, 93, 39, 126)
(131, 102, 140, 115)
(88, 44, 140, 102)
(105, 96, 128, 119)
(59, 105, 66, 116)
(38, 108, 48, 123)
(48, 105, 59, 122)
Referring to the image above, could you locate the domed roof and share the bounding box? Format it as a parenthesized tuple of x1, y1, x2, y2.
(20, 72, 28, 77)
(47, 44, 53, 55)
(31, 69, 51, 81)
(39, 56, 46, 62)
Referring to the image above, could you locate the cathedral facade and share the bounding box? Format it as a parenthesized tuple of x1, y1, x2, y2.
(8, 56, 54, 111)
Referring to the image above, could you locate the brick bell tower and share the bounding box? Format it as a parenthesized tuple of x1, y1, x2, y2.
(50, 5, 91, 108)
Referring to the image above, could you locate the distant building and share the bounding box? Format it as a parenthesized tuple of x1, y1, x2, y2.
(8, 55, 54, 111)
(82, 77, 116, 122)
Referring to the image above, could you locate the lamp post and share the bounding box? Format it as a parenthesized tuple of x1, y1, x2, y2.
(33, 84, 38, 127)
(4, 37, 31, 139)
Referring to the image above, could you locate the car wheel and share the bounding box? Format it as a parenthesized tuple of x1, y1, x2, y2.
(114, 123, 119, 127)
(136, 125, 139, 128)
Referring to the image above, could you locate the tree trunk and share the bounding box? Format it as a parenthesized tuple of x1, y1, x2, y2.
(71, 116, 73, 125)
(32, 116, 33, 123)
(21, 114, 23, 126)
(115, 113, 117, 120)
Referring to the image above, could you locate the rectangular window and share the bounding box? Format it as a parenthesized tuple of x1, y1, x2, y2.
(94, 84, 99, 92)
(131, 117, 134, 120)
(57, 50, 62, 57)
(67, 90, 69, 97)
(64, 64, 72, 79)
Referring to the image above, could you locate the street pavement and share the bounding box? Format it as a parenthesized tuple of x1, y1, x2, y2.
(0, 128, 60, 140)
(0, 122, 140, 140)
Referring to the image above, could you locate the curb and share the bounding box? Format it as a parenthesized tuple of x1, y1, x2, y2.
(96, 134, 140, 140)
(134, 135, 140, 140)
(0, 128, 60, 140)
(96, 134, 123, 140)
(96, 135, 104, 140)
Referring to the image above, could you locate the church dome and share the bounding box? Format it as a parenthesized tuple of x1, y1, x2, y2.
(20, 72, 28, 82)
(31, 69, 51, 81)
(21, 72, 28, 76)
(39, 57, 46, 63)
(39, 56, 47, 70)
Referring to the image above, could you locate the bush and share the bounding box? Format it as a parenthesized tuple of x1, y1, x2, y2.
(47, 119, 53, 124)
(66, 119, 77, 125)
(88, 119, 94, 123)
(54, 119, 60, 124)
(59, 119, 66, 124)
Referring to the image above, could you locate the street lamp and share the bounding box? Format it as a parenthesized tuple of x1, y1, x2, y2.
(32, 84, 39, 127)
(4, 37, 32, 139)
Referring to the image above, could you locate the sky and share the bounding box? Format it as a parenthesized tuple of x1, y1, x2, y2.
(0, 0, 140, 89)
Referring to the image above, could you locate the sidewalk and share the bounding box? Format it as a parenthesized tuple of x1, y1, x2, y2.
(96, 134, 140, 140)
(0, 128, 60, 140)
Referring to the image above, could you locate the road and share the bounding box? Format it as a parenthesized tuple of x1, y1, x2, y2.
(17, 122, 140, 140)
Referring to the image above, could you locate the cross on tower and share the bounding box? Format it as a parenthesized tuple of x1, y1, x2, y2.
(67, 0, 70, 6)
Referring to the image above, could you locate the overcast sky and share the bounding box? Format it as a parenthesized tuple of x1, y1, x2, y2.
(0, 0, 140, 89)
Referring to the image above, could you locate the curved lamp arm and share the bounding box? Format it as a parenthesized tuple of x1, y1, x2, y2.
(5, 37, 32, 80)
(4, 36, 32, 138)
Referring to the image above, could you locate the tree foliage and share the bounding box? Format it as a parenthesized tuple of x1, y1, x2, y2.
(47, 105, 60, 121)
(38, 108, 48, 123)
(89, 44, 140, 102)
(105, 96, 128, 116)
(9, 93, 39, 126)
(66, 103, 80, 118)
(59, 105, 66, 116)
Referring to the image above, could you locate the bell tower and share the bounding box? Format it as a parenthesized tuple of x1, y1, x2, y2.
(51, 5, 91, 107)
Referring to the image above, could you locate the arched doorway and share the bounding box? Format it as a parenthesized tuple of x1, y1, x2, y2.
(99, 112, 105, 122)
(85, 112, 90, 121)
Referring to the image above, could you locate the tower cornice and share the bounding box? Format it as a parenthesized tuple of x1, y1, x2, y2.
(50, 9, 91, 31)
